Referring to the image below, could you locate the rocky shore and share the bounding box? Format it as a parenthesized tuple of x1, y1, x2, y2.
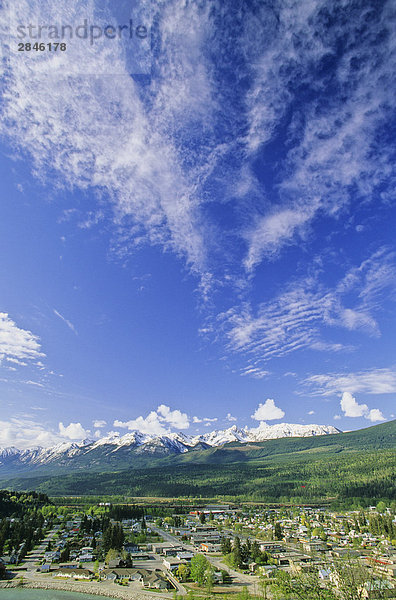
(0, 579, 172, 600)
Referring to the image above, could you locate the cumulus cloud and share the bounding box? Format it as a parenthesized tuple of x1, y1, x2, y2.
(226, 413, 237, 422)
(251, 399, 285, 421)
(0, 313, 44, 364)
(93, 420, 107, 429)
(58, 422, 90, 440)
(340, 392, 385, 422)
(366, 409, 386, 423)
(114, 413, 167, 436)
(0, 418, 90, 450)
(340, 392, 369, 418)
(157, 404, 189, 429)
(114, 404, 190, 435)
(308, 410, 315, 415)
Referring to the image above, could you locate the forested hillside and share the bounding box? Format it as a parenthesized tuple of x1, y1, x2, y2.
(1, 440, 394, 505)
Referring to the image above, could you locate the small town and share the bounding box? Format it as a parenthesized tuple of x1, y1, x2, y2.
(1, 496, 395, 599)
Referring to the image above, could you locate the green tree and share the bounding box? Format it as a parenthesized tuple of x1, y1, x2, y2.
(190, 554, 210, 586)
(221, 537, 232, 555)
(274, 522, 282, 540)
(272, 569, 336, 600)
(205, 565, 215, 594)
(177, 563, 190, 582)
(105, 548, 119, 565)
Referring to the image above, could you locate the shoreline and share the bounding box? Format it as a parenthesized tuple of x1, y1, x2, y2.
(0, 579, 172, 600)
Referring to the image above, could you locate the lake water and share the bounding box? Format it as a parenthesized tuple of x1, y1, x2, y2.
(0, 590, 114, 600)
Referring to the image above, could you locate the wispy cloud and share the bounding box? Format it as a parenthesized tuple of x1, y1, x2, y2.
(1, 0, 225, 283)
(218, 249, 395, 368)
(242, 0, 396, 269)
(53, 309, 78, 335)
(3, 2, 393, 288)
(305, 367, 396, 397)
(0, 313, 44, 364)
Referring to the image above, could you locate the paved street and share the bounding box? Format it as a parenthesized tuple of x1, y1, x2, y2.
(21, 525, 60, 574)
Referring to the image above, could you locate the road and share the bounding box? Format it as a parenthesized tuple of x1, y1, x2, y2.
(21, 525, 60, 574)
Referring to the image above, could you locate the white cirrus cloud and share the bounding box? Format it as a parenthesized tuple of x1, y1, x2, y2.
(1, 0, 226, 283)
(305, 367, 396, 397)
(0, 313, 44, 364)
(53, 309, 78, 335)
(251, 399, 285, 422)
(218, 249, 395, 366)
(340, 392, 385, 423)
(242, 1, 395, 269)
(114, 404, 190, 435)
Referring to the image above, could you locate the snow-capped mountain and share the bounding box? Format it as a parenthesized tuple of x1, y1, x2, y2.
(0, 423, 341, 478)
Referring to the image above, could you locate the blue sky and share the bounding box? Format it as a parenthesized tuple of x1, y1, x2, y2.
(0, 0, 395, 449)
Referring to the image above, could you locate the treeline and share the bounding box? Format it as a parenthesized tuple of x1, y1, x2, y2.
(9, 448, 394, 505)
(0, 509, 46, 559)
(0, 490, 49, 517)
(108, 504, 144, 520)
(221, 536, 274, 568)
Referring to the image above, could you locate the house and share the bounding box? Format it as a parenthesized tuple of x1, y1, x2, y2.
(303, 541, 327, 553)
(259, 541, 284, 553)
(142, 571, 172, 590)
(79, 553, 94, 562)
(55, 568, 93, 580)
(359, 580, 396, 599)
(176, 551, 194, 561)
(200, 542, 221, 553)
(102, 568, 142, 582)
(152, 543, 178, 555)
(318, 568, 331, 580)
(163, 558, 182, 571)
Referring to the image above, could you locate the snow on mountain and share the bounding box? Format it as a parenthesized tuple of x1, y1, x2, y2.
(0, 422, 341, 472)
(247, 422, 341, 441)
(193, 425, 249, 446)
(0, 446, 20, 458)
(90, 431, 147, 450)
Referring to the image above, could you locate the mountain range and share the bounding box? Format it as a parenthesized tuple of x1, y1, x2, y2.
(1, 420, 394, 501)
(0, 423, 340, 478)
